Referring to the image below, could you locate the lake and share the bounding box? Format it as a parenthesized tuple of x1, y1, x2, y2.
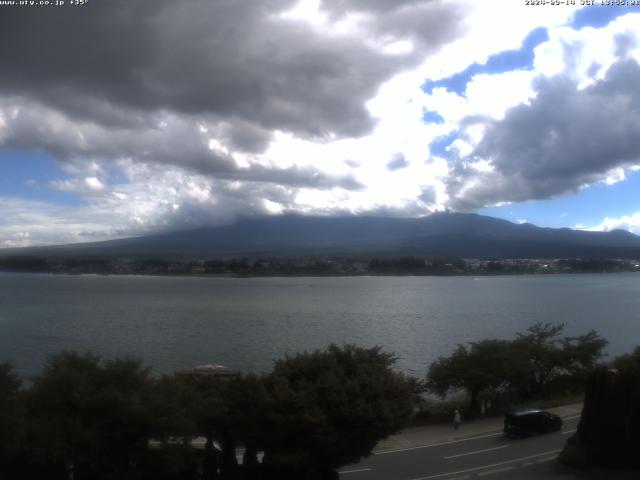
(1, 272, 638, 379)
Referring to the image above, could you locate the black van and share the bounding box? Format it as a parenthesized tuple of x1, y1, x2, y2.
(503, 409, 563, 438)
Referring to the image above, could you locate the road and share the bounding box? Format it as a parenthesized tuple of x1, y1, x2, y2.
(339, 415, 580, 480)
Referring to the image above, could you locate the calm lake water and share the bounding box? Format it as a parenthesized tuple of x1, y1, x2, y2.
(1, 272, 639, 379)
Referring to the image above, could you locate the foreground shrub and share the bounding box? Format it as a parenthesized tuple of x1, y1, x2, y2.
(561, 346, 640, 469)
(261, 345, 414, 472)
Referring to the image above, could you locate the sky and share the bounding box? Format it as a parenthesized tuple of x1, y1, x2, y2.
(1, 0, 640, 247)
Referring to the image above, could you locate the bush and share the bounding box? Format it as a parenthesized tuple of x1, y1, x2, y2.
(561, 346, 640, 469)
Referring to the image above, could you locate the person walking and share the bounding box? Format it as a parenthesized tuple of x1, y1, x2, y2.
(453, 409, 462, 431)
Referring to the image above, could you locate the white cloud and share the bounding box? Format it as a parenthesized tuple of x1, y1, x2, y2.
(0, 197, 127, 247)
(589, 213, 640, 235)
(85, 177, 105, 191)
(535, 13, 640, 84)
(464, 70, 536, 120)
(602, 168, 626, 186)
(420, 1, 578, 85)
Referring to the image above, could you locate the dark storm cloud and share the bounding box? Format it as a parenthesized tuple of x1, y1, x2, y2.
(0, 0, 463, 209)
(154, 183, 295, 231)
(0, 97, 361, 190)
(0, 0, 461, 141)
(447, 59, 640, 210)
(221, 121, 273, 154)
(226, 164, 365, 190)
(386, 152, 409, 171)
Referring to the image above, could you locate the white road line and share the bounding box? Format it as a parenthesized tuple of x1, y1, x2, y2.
(408, 449, 562, 480)
(561, 428, 577, 435)
(536, 456, 558, 463)
(376, 413, 580, 456)
(444, 445, 508, 460)
(375, 432, 503, 455)
(563, 414, 581, 421)
(340, 468, 373, 474)
(477, 466, 516, 477)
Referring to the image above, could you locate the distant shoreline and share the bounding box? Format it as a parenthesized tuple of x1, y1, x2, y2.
(2, 254, 640, 278)
(1, 268, 639, 279)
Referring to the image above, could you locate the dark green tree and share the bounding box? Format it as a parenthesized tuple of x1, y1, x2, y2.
(182, 374, 232, 479)
(563, 345, 640, 469)
(217, 374, 271, 471)
(427, 323, 609, 413)
(426, 339, 513, 415)
(27, 352, 154, 480)
(147, 375, 200, 446)
(260, 344, 413, 476)
(561, 329, 609, 376)
(612, 345, 640, 371)
(178, 371, 272, 479)
(0, 362, 24, 475)
(143, 375, 203, 480)
(511, 322, 607, 399)
(510, 322, 566, 398)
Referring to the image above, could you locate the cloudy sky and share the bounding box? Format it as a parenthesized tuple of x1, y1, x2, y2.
(1, 0, 640, 247)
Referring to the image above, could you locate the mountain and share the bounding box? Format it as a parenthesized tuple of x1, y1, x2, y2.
(4, 212, 640, 259)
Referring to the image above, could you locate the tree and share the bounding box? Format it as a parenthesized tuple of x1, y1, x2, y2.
(508, 322, 566, 399)
(612, 345, 640, 371)
(181, 374, 234, 479)
(511, 323, 607, 399)
(147, 375, 200, 446)
(143, 375, 203, 480)
(563, 345, 640, 469)
(0, 362, 24, 475)
(426, 339, 513, 415)
(216, 374, 271, 471)
(260, 345, 413, 476)
(426, 324, 608, 414)
(27, 352, 154, 480)
(561, 329, 609, 376)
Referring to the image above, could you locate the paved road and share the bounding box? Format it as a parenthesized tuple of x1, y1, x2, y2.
(339, 414, 581, 480)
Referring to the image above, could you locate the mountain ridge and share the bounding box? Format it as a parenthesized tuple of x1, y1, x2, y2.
(3, 212, 640, 260)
